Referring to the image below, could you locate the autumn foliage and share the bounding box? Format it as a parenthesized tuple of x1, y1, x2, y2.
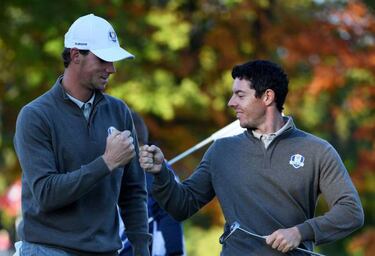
(0, 0, 374, 254)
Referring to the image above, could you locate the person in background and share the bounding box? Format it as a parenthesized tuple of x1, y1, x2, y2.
(119, 111, 184, 256)
(139, 60, 364, 255)
(13, 14, 150, 256)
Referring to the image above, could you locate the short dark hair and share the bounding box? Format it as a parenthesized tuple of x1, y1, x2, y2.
(231, 60, 289, 112)
(61, 48, 90, 68)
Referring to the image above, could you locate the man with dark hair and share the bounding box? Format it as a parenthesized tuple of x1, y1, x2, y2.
(14, 14, 150, 256)
(139, 60, 364, 255)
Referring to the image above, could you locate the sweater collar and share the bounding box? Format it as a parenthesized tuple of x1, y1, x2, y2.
(66, 92, 95, 109)
(50, 75, 104, 105)
(247, 116, 296, 140)
(252, 116, 294, 139)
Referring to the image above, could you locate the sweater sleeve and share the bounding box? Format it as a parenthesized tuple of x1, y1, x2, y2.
(14, 105, 110, 212)
(152, 146, 216, 222)
(298, 144, 364, 245)
(118, 111, 151, 256)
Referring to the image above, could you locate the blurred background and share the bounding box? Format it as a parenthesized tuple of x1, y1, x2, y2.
(0, 0, 374, 255)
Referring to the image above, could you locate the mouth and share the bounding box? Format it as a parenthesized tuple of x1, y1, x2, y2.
(100, 76, 109, 83)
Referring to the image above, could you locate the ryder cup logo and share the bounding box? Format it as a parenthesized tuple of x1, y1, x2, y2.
(108, 31, 117, 42)
(289, 154, 305, 169)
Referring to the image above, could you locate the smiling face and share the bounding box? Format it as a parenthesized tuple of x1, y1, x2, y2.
(78, 52, 116, 91)
(227, 78, 267, 130)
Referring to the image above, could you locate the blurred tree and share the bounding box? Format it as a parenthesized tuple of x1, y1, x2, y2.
(0, 0, 373, 255)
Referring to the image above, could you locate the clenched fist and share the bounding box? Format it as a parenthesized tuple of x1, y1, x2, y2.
(265, 226, 302, 253)
(103, 128, 135, 171)
(139, 145, 164, 173)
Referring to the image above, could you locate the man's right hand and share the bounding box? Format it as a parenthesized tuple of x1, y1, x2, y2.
(139, 145, 164, 173)
(103, 128, 135, 171)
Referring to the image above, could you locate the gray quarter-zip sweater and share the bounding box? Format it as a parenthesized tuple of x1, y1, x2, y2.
(14, 77, 151, 255)
(152, 118, 364, 255)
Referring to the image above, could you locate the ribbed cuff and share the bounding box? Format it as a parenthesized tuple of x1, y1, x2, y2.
(126, 232, 152, 256)
(296, 222, 315, 242)
(81, 156, 111, 181)
(153, 162, 170, 184)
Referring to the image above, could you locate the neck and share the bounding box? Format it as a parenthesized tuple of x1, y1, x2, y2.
(62, 68, 93, 102)
(255, 110, 285, 134)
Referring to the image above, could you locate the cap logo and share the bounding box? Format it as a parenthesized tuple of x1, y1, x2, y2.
(108, 31, 117, 42)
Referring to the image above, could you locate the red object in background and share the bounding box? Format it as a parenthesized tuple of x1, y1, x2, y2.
(0, 229, 11, 251)
(0, 179, 21, 217)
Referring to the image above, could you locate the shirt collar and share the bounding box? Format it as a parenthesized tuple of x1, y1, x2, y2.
(66, 92, 95, 109)
(252, 116, 292, 139)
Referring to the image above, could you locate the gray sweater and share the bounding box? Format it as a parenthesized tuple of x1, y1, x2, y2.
(152, 119, 364, 255)
(14, 77, 151, 255)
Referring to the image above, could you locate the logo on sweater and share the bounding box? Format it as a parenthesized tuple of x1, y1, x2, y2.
(289, 154, 305, 169)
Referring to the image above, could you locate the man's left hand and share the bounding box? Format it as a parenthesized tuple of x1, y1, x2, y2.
(265, 226, 301, 253)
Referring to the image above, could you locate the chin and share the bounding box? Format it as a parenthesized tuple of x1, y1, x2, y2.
(94, 84, 106, 91)
(239, 120, 254, 130)
(238, 120, 247, 128)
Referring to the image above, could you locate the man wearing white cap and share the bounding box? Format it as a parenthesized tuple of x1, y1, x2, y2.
(13, 14, 151, 256)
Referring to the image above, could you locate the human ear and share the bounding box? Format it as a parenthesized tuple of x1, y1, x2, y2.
(263, 89, 275, 106)
(70, 48, 81, 64)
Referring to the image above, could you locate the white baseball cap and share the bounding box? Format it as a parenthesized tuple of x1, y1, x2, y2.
(64, 14, 134, 62)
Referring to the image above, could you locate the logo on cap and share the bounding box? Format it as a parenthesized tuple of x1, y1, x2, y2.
(289, 154, 305, 169)
(108, 31, 117, 42)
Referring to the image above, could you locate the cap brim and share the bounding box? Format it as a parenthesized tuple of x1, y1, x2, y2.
(91, 47, 134, 62)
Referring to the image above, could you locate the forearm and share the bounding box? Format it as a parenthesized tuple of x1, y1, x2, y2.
(152, 163, 214, 221)
(307, 146, 365, 245)
(304, 195, 364, 244)
(24, 156, 110, 211)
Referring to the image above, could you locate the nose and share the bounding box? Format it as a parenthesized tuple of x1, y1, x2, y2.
(228, 95, 236, 108)
(106, 62, 116, 74)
